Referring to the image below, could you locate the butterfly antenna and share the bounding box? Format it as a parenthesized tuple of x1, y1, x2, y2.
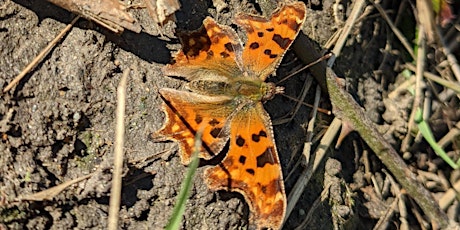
(280, 93, 331, 115)
(277, 53, 332, 84)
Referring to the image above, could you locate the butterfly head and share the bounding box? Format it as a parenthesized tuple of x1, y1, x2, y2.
(261, 82, 284, 102)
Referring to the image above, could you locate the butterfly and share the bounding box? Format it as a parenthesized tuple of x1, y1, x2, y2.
(156, 2, 306, 229)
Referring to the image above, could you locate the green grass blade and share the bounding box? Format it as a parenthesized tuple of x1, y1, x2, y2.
(415, 108, 459, 169)
(165, 131, 202, 230)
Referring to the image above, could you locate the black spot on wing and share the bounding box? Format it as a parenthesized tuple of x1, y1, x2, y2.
(257, 32, 264, 37)
(252, 133, 260, 142)
(272, 34, 292, 49)
(259, 130, 267, 137)
(264, 49, 278, 59)
(220, 52, 230, 58)
(236, 136, 245, 147)
(246, 169, 255, 175)
(195, 115, 203, 124)
(239, 155, 246, 164)
(224, 42, 234, 52)
(249, 42, 260, 49)
(252, 130, 268, 142)
(256, 147, 276, 168)
(210, 127, 222, 138)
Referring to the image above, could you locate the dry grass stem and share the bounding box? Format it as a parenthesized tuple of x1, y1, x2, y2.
(402, 26, 426, 152)
(437, 121, 460, 149)
(438, 179, 460, 210)
(108, 67, 129, 230)
(404, 63, 460, 94)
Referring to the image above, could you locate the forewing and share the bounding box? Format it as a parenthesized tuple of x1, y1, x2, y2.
(204, 103, 285, 229)
(236, 2, 306, 79)
(156, 88, 234, 164)
(163, 17, 245, 81)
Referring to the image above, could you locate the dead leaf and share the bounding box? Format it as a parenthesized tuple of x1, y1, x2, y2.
(144, 0, 181, 25)
(47, 0, 141, 33)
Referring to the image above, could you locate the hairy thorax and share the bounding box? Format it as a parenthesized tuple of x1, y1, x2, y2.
(188, 79, 281, 102)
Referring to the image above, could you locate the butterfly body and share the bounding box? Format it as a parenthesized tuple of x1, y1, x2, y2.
(156, 2, 306, 229)
(188, 77, 277, 101)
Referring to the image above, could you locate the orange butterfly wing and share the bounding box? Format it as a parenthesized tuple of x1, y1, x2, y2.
(237, 2, 307, 79)
(163, 17, 244, 80)
(157, 88, 234, 164)
(204, 103, 285, 229)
